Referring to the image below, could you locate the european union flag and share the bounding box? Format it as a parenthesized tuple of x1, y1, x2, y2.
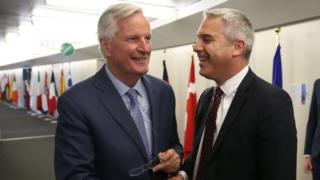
(272, 44, 282, 88)
(67, 72, 73, 89)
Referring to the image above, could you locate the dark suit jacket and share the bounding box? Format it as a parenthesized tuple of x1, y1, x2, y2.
(305, 79, 320, 157)
(182, 69, 297, 180)
(54, 65, 183, 180)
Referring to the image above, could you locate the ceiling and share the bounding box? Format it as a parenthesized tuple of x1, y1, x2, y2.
(0, 0, 210, 67)
(152, 0, 320, 50)
(0, 0, 200, 41)
(0, 0, 40, 40)
(1, 0, 320, 70)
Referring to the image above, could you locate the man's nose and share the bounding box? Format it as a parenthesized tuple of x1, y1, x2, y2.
(192, 41, 203, 52)
(137, 39, 151, 52)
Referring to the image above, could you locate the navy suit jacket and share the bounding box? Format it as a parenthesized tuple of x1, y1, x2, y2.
(305, 79, 320, 157)
(182, 69, 297, 180)
(54, 65, 183, 180)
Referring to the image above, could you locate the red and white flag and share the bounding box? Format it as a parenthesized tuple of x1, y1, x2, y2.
(0, 75, 6, 100)
(36, 72, 43, 111)
(184, 55, 197, 160)
(48, 71, 57, 116)
(12, 74, 19, 106)
(11, 74, 19, 106)
(29, 71, 41, 112)
(41, 71, 49, 113)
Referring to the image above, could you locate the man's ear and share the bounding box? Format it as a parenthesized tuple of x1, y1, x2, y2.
(232, 40, 245, 57)
(100, 38, 111, 57)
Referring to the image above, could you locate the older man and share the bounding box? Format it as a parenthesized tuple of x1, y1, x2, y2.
(55, 3, 183, 180)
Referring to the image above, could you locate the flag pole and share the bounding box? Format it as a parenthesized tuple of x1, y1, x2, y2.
(272, 27, 283, 88)
(68, 62, 71, 75)
(275, 27, 281, 44)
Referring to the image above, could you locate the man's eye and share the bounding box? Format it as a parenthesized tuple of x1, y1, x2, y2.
(127, 36, 139, 41)
(203, 38, 213, 43)
(145, 36, 151, 42)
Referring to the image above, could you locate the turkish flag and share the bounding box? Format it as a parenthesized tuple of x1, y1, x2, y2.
(184, 55, 197, 160)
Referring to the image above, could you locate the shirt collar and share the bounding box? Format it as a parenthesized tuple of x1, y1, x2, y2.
(105, 65, 144, 97)
(216, 66, 249, 96)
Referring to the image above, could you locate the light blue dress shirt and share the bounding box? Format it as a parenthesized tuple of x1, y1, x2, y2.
(105, 65, 152, 155)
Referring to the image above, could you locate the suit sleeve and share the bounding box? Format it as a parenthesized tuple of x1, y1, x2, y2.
(257, 89, 297, 180)
(54, 94, 100, 180)
(304, 79, 320, 155)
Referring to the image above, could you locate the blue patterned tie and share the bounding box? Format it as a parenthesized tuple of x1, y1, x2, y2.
(126, 89, 150, 158)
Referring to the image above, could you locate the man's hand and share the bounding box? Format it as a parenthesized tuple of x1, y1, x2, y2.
(304, 156, 312, 173)
(152, 149, 181, 173)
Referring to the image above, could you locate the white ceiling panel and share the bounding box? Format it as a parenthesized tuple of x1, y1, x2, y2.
(1, 0, 320, 69)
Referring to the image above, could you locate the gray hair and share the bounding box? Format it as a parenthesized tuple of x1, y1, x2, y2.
(97, 3, 143, 41)
(204, 8, 255, 59)
(97, 3, 143, 59)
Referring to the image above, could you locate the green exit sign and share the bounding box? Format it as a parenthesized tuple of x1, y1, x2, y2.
(60, 42, 74, 56)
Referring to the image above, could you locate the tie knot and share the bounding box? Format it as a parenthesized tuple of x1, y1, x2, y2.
(215, 87, 223, 97)
(127, 88, 139, 103)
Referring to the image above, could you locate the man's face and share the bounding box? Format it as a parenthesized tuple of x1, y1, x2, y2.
(193, 17, 235, 84)
(102, 12, 151, 84)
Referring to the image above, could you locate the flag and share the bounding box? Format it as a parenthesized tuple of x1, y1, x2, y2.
(11, 74, 19, 106)
(48, 71, 57, 116)
(162, 60, 169, 83)
(4, 75, 9, 101)
(59, 69, 65, 96)
(184, 55, 197, 160)
(272, 44, 282, 88)
(36, 72, 42, 111)
(8, 74, 13, 101)
(0, 77, 2, 101)
(24, 80, 30, 110)
(23, 68, 32, 109)
(0, 75, 6, 101)
(67, 70, 73, 89)
(41, 71, 49, 113)
(29, 71, 41, 112)
(5, 75, 11, 101)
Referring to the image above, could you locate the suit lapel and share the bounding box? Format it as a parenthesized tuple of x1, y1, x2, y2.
(142, 76, 160, 157)
(209, 69, 256, 158)
(93, 66, 149, 161)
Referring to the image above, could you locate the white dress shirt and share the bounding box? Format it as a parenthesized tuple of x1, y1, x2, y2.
(179, 66, 249, 180)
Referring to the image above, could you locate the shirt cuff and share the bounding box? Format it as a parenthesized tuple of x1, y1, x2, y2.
(178, 170, 189, 180)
